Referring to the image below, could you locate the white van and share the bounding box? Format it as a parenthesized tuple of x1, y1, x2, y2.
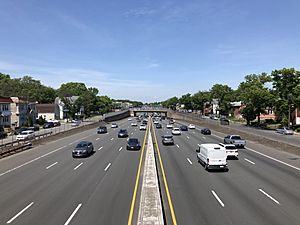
(196, 143, 228, 171)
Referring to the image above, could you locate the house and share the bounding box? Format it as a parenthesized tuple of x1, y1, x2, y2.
(0, 96, 13, 128)
(37, 104, 56, 121)
(54, 96, 79, 120)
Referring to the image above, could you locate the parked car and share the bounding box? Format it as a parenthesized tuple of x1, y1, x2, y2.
(172, 128, 181, 135)
(111, 123, 118, 128)
(224, 135, 246, 148)
(72, 141, 94, 157)
(180, 125, 188, 131)
(14, 127, 31, 135)
(16, 130, 35, 141)
(127, 138, 141, 150)
(276, 127, 294, 135)
(188, 124, 196, 129)
(162, 135, 174, 145)
(97, 126, 107, 134)
(219, 143, 238, 159)
(71, 119, 81, 127)
(197, 143, 228, 171)
(156, 123, 162, 129)
(118, 129, 128, 138)
(43, 122, 54, 129)
(201, 128, 211, 135)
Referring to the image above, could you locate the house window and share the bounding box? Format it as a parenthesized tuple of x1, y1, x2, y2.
(3, 116, 9, 122)
(2, 104, 9, 111)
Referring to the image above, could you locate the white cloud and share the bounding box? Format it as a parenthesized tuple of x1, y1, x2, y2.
(147, 63, 160, 68)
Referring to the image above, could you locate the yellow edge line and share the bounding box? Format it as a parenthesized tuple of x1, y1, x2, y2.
(127, 121, 149, 225)
(151, 118, 178, 225)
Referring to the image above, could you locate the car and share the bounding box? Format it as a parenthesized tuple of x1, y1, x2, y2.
(127, 138, 141, 150)
(219, 143, 238, 159)
(118, 129, 128, 138)
(172, 128, 181, 135)
(16, 130, 35, 141)
(201, 128, 211, 135)
(139, 124, 147, 130)
(180, 125, 188, 131)
(162, 135, 174, 145)
(97, 126, 107, 134)
(128, 118, 132, 121)
(169, 120, 174, 124)
(0, 131, 7, 139)
(156, 123, 162, 129)
(71, 119, 81, 127)
(153, 120, 159, 124)
(188, 124, 195, 129)
(276, 127, 294, 135)
(14, 127, 31, 135)
(72, 141, 94, 157)
(166, 124, 173, 129)
(131, 122, 138, 126)
(111, 123, 118, 128)
(223, 135, 246, 148)
(43, 122, 54, 129)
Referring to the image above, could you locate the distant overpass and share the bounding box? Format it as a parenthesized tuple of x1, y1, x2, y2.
(130, 108, 169, 117)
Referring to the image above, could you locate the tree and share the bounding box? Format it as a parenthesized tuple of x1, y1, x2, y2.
(179, 93, 192, 110)
(57, 82, 88, 97)
(162, 97, 178, 110)
(191, 91, 211, 114)
(237, 73, 273, 124)
(210, 84, 234, 115)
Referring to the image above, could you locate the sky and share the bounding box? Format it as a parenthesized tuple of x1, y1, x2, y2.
(1, 0, 300, 102)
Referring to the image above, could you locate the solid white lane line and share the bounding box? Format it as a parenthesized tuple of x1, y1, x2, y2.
(176, 144, 180, 148)
(46, 162, 58, 170)
(187, 158, 193, 165)
(202, 137, 206, 139)
(68, 143, 73, 146)
(246, 147, 300, 171)
(74, 163, 83, 170)
(0, 147, 65, 177)
(7, 202, 34, 224)
(111, 138, 114, 141)
(104, 163, 111, 171)
(187, 136, 190, 139)
(244, 158, 255, 165)
(98, 146, 103, 151)
(119, 147, 123, 151)
(96, 138, 100, 141)
(64, 204, 82, 225)
(211, 190, 225, 207)
(259, 189, 280, 205)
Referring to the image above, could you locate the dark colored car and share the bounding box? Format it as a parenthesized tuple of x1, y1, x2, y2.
(14, 127, 31, 135)
(220, 118, 229, 125)
(118, 129, 128, 138)
(127, 138, 141, 150)
(97, 126, 107, 134)
(201, 128, 211, 135)
(53, 121, 61, 127)
(169, 120, 174, 124)
(162, 135, 174, 145)
(43, 122, 54, 129)
(156, 123, 162, 129)
(0, 131, 7, 139)
(72, 141, 94, 157)
(180, 125, 188, 131)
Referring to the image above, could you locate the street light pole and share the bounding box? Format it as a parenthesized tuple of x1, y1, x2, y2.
(288, 95, 292, 128)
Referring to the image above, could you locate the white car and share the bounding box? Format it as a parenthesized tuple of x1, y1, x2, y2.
(139, 124, 146, 130)
(172, 128, 181, 135)
(219, 143, 238, 159)
(166, 124, 173, 129)
(153, 120, 159, 124)
(131, 122, 137, 126)
(16, 130, 35, 141)
(188, 124, 196, 129)
(276, 127, 294, 135)
(128, 118, 132, 121)
(111, 123, 118, 128)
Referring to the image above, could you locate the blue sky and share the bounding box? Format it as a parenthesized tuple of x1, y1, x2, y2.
(1, 0, 300, 102)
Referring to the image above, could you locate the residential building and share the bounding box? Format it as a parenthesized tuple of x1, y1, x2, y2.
(54, 96, 79, 120)
(37, 104, 56, 121)
(10, 97, 28, 128)
(0, 96, 13, 128)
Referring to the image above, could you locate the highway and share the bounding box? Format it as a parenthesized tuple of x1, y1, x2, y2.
(0, 118, 146, 225)
(0, 116, 299, 225)
(153, 119, 300, 225)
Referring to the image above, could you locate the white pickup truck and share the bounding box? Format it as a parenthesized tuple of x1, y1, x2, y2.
(223, 135, 246, 148)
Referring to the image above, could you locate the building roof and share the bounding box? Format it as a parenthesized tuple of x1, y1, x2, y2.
(37, 104, 55, 113)
(0, 96, 13, 103)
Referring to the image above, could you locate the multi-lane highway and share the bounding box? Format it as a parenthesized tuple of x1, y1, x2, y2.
(153, 119, 300, 225)
(0, 116, 299, 225)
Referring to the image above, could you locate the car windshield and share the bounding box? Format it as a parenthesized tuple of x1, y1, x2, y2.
(164, 135, 173, 138)
(231, 136, 241, 140)
(225, 146, 237, 150)
(129, 139, 138, 144)
(76, 143, 87, 148)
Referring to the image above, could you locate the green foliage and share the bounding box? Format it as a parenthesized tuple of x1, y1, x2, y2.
(210, 84, 235, 115)
(57, 82, 88, 97)
(191, 91, 210, 113)
(162, 97, 178, 110)
(179, 93, 192, 110)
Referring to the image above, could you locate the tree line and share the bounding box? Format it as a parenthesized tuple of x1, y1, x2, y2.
(0, 73, 143, 119)
(161, 68, 300, 126)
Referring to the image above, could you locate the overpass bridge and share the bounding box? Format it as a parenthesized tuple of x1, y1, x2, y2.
(130, 108, 169, 117)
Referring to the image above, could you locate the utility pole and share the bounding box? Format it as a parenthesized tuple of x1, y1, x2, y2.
(288, 95, 292, 128)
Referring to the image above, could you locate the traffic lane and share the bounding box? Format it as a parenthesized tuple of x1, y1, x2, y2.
(167, 128, 300, 224)
(175, 120, 300, 168)
(1, 121, 145, 224)
(156, 126, 300, 225)
(154, 126, 231, 225)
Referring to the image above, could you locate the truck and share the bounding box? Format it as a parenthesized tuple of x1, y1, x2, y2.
(196, 143, 228, 171)
(223, 135, 246, 148)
